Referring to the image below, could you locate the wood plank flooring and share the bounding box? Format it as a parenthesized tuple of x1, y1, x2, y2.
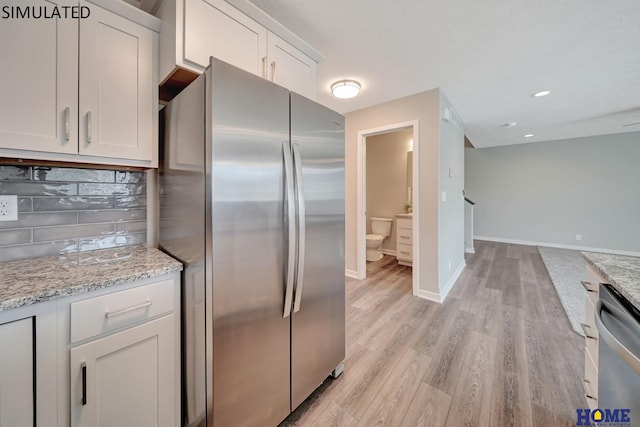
(280, 241, 585, 427)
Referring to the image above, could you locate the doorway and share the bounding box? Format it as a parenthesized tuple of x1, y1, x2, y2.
(356, 120, 419, 296)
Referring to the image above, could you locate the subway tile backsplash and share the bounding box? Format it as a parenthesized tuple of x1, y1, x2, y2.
(0, 165, 147, 262)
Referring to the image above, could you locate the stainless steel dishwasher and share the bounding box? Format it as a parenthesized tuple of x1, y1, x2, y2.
(595, 283, 640, 423)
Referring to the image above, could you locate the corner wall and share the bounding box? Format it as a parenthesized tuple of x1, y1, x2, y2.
(345, 90, 440, 297)
(438, 92, 466, 297)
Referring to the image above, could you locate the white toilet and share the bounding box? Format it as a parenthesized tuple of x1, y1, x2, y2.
(366, 217, 393, 262)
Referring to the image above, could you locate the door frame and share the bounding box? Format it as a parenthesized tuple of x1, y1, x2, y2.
(356, 120, 419, 296)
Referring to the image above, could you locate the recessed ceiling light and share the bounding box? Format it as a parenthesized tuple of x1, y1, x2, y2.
(524, 134, 534, 138)
(331, 80, 361, 99)
(532, 90, 551, 97)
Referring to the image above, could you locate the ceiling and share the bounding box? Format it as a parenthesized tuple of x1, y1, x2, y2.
(245, 0, 640, 148)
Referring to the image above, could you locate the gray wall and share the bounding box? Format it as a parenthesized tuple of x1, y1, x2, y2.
(438, 92, 466, 291)
(465, 132, 640, 253)
(366, 129, 413, 252)
(0, 165, 147, 262)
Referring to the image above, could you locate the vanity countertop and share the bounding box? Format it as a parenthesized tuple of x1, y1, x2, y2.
(582, 252, 640, 309)
(0, 245, 182, 312)
(395, 213, 413, 219)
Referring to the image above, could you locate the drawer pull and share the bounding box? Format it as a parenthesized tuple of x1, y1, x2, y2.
(581, 323, 597, 340)
(400, 251, 410, 255)
(583, 379, 596, 401)
(581, 280, 597, 293)
(63, 106, 70, 141)
(81, 361, 87, 406)
(105, 300, 152, 319)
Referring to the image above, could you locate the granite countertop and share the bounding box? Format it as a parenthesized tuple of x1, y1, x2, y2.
(582, 252, 640, 308)
(0, 245, 183, 312)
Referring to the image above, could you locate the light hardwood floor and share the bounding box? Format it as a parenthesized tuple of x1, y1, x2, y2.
(280, 241, 586, 426)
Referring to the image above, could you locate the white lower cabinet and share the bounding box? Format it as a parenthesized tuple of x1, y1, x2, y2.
(582, 265, 603, 411)
(0, 301, 58, 427)
(395, 216, 413, 266)
(0, 318, 34, 427)
(70, 315, 175, 427)
(0, 273, 180, 427)
(58, 274, 181, 427)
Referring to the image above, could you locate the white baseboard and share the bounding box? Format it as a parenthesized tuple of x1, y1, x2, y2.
(345, 269, 361, 279)
(382, 249, 397, 256)
(414, 260, 465, 304)
(440, 260, 466, 302)
(474, 236, 640, 257)
(465, 247, 475, 254)
(415, 289, 445, 303)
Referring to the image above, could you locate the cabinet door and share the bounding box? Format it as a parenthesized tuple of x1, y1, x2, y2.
(79, 1, 154, 161)
(0, 318, 34, 427)
(0, 0, 78, 154)
(184, 0, 267, 76)
(267, 32, 317, 100)
(70, 315, 175, 427)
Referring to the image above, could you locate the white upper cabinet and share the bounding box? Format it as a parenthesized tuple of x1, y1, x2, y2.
(0, 0, 78, 155)
(267, 32, 317, 100)
(0, 0, 160, 167)
(183, 0, 267, 76)
(157, 0, 322, 100)
(79, 2, 155, 161)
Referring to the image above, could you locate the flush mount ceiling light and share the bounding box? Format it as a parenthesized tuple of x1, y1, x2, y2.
(532, 90, 551, 97)
(331, 80, 361, 99)
(524, 134, 534, 138)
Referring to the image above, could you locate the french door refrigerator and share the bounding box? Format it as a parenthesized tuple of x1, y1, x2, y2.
(159, 58, 345, 427)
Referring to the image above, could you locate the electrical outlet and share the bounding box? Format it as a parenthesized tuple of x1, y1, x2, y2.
(0, 195, 18, 221)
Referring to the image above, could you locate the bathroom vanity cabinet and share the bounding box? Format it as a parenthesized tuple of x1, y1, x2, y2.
(395, 214, 413, 266)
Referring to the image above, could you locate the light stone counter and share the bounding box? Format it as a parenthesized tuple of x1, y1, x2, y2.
(582, 252, 640, 309)
(0, 245, 182, 312)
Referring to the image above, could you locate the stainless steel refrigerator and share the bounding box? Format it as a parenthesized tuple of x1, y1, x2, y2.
(159, 58, 345, 427)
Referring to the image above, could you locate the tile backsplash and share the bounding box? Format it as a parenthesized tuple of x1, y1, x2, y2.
(0, 165, 147, 262)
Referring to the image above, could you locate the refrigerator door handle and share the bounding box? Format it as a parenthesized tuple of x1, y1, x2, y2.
(283, 141, 296, 318)
(292, 143, 306, 313)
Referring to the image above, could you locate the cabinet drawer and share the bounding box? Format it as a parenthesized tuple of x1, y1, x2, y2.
(397, 243, 412, 261)
(585, 294, 598, 331)
(396, 227, 412, 245)
(583, 265, 603, 298)
(396, 218, 412, 230)
(71, 279, 175, 344)
(585, 333, 598, 366)
(584, 348, 598, 406)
